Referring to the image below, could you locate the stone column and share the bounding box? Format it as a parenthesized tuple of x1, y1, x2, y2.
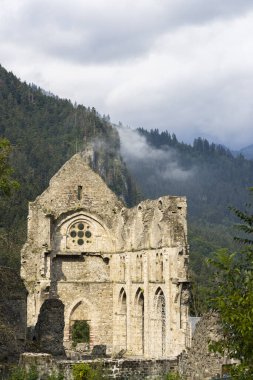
(125, 252, 132, 353)
(143, 250, 149, 357)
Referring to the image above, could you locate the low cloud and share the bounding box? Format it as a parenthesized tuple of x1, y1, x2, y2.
(117, 126, 194, 182)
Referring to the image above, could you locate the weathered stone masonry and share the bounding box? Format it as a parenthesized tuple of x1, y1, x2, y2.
(21, 152, 190, 359)
(0, 267, 27, 362)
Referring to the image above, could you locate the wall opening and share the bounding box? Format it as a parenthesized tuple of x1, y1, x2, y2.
(117, 288, 127, 351)
(69, 300, 93, 351)
(71, 320, 90, 349)
(154, 287, 166, 356)
(77, 185, 83, 200)
(134, 288, 144, 355)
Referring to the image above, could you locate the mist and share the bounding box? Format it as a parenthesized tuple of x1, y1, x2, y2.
(117, 125, 195, 185)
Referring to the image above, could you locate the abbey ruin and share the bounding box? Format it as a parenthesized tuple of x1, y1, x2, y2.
(20, 152, 190, 360)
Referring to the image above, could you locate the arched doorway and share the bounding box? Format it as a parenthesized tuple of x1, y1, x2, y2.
(67, 300, 93, 352)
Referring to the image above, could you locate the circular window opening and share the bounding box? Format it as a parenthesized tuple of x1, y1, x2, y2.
(78, 239, 84, 245)
(78, 223, 84, 230)
(85, 230, 92, 238)
(70, 231, 77, 238)
(78, 231, 84, 238)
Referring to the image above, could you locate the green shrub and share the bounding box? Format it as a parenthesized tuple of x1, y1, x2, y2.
(72, 320, 90, 348)
(45, 373, 64, 380)
(72, 363, 104, 380)
(8, 365, 38, 380)
(164, 371, 183, 380)
(8, 366, 64, 380)
(8, 367, 26, 380)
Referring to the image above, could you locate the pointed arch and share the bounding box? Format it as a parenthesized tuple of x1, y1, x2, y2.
(119, 287, 127, 314)
(64, 297, 98, 351)
(115, 288, 127, 351)
(134, 288, 144, 355)
(53, 210, 115, 253)
(153, 287, 166, 356)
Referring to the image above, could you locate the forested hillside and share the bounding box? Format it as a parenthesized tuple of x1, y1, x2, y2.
(0, 64, 139, 268)
(118, 127, 253, 314)
(1, 64, 253, 315)
(133, 128, 253, 223)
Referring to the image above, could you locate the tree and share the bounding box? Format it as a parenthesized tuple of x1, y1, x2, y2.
(0, 138, 19, 196)
(208, 190, 253, 379)
(230, 191, 253, 245)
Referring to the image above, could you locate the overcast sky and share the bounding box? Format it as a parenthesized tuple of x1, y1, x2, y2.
(1, 0, 253, 149)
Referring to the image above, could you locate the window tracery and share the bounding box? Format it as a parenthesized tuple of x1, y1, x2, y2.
(66, 220, 93, 249)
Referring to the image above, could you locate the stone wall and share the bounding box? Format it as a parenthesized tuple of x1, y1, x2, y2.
(179, 312, 224, 379)
(0, 267, 27, 363)
(20, 353, 179, 380)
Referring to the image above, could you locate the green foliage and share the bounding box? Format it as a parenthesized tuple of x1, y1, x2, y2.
(230, 189, 253, 245)
(0, 64, 140, 269)
(164, 371, 184, 380)
(227, 364, 253, 379)
(8, 366, 64, 380)
(8, 365, 38, 380)
(208, 192, 253, 378)
(0, 137, 19, 196)
(45, 373, 64, 380)
(72, 320, 90, 347)
(189, 222, 235, 315)
(208, 247, 253, 363)
(72, 363, 104, 380)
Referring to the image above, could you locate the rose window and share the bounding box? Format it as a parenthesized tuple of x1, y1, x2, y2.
(68, 222, 92, 246)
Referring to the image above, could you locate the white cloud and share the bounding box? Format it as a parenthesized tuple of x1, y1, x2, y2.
(1, 1, 253, 149)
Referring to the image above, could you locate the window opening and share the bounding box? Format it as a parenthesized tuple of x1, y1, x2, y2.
(77, 186, 83, 200)
(154, 288, 166, 355)
(135, 288, 144, 354)
(119, 288, 127, 313)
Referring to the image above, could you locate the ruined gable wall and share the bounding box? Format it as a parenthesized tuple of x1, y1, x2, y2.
(21, 153, 123, 280)
(20, 152, 189, 358)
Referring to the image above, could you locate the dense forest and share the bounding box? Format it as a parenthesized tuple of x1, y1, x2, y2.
(1, 64, 253, 315)
(0, 64, 140, 269)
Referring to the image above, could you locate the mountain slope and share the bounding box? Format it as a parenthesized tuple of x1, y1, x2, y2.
(0, 64, 140, 268)
(119, 127, 253, 224)
(118, 127, 253, 314)
(240, 144, 253, 160)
